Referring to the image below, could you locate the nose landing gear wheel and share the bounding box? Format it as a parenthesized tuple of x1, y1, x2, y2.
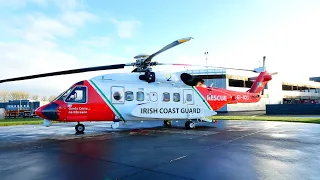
(185, 120, 195, 129)
(75, 123, 85, 133)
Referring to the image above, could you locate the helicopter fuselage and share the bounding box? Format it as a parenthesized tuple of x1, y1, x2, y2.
(35, 71, 266, 124)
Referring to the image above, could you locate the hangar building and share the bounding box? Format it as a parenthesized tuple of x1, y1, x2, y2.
(185, 68, 320, 112)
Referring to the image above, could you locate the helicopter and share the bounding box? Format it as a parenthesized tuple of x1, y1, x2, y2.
(0, 37, 274, 133)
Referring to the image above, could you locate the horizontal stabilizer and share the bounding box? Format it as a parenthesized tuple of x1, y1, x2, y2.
(249, 72, 278, 81)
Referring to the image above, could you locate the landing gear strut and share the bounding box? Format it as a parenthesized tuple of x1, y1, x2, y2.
(111, 121, 120, 129)
(185, 120, 196, 129)
(164, 120, 172, 127)
(75, 123, 85, 133)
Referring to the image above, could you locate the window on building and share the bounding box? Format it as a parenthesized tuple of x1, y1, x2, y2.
(137, 91, 144, 101)
(173, 93, 180, 102)
(245, 81, 253, 88)
(228, 79, 244, 87)
(125, 91, 134, 101)
(163, 92, 170, 102)
(65, 86, 87, 103)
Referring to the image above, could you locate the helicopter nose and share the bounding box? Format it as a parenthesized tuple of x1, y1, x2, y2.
(35, 103, 59, 120)
(35, 106, 44, 117)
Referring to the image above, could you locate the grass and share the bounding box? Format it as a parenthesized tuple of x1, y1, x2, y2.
(210, 115, 320, 124)
(0, 117, 46, 126)
(1, 115, 320, 126)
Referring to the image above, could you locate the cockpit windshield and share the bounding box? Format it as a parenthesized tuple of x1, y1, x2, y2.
(52, 87, 73, 101)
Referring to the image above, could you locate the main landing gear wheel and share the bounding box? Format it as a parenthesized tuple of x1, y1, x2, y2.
(164, 120, 172, 127)
(75, 123, 85, 133)
(185, 120, 196, 130)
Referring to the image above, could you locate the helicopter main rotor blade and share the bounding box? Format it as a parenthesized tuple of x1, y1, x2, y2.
(0, 64, 126, 84)
(157, 63, 257, 72)
(143, 37, 193, 65)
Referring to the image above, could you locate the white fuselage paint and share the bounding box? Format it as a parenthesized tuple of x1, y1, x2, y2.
(89, 71, 217, 121)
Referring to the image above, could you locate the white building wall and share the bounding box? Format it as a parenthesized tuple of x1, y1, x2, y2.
(263, 74, 283, 104)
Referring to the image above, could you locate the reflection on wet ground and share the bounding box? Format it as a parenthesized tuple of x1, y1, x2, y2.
(0, 120, 319, 180)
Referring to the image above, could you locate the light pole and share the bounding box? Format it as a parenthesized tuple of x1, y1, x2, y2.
(204, 52, 209, 85)
(204, 52, 208, 68)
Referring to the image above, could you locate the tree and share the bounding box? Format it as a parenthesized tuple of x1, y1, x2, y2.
(0, 91, 10, 102)
(41, 96, 47, 101)
(31, 95, 39, 101)
(10, 92, 20, 100)
(48, 95, 56, 102)
(21, 92, 30, 99)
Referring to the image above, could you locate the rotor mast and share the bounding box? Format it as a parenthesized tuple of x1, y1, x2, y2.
(131, 37, 194, 73)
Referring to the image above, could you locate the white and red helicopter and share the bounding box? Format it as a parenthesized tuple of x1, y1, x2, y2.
(0, 37, 273, 133)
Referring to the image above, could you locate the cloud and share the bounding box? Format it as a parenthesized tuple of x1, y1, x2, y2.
(109, 18, 142, 39)
(123, 46, 140, 57)
(52, 0, 85, 11)
(24, 14, 75, 42)
(79, 36, 111, 47)
(61, 11, 98, 26)
(0, 41, 83, 96)
(0, 0, 129, 98)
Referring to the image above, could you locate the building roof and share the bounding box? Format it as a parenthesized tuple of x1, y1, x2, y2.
(310, 77, 320, 82)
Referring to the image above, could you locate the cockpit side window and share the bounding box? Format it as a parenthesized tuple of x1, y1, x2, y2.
(65, 86, 87, 103)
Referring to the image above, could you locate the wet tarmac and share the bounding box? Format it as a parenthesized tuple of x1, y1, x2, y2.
(0, 120, 319, 180)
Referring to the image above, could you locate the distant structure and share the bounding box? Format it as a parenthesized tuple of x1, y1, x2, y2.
(309, 77, 320, 82)
(185, 68, 320, 112)
(0, 108, 4, 119)
(0, 100, 40, 118)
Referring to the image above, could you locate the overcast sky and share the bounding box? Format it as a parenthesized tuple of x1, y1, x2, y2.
(0, 0, 319, 97)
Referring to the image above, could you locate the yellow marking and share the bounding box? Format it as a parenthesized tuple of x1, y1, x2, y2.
(178, 38, 190, 43)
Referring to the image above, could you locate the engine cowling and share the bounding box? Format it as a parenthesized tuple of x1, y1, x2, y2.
(179, 72, 203, 86)
(154, 71, 180, 83)
(139, 71, 180, 83)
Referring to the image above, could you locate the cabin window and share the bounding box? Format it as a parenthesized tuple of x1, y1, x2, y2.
(186, 94, 192, 102)
(65, 86, 87, 103)
(137, 91, 144, 101)
(113, 91, 122, 101)
(163, 92, 170, 102)
(173, 93, 180, 102)
(125, 91, 134, 101)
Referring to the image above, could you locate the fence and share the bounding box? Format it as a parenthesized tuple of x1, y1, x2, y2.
(266, 104, 320, 115)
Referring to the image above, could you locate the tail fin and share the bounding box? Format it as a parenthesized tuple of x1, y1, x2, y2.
(247, 71, 272, 94)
